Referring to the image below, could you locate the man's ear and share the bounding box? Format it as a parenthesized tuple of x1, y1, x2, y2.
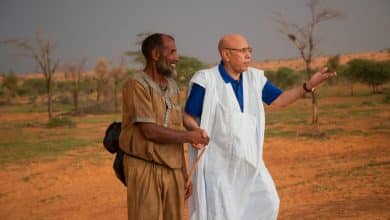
(151, 49, 160, 62)
(221, 49, 230, 62)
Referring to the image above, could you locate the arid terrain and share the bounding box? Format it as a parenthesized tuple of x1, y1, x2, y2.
(2, 50, 388, 81)
(1, 92, 389, 220)
(0, 50, 389, 219)
(251, 50, 390, 71)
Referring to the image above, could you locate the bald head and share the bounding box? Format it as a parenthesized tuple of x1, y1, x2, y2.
(218, 34, 249, 54)
(217, 34, 252, 78)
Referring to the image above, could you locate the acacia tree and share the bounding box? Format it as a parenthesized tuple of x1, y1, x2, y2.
(274, 0, 342, 124)
(94, 58, 110, 103)
(1, 30, 60, 119)
(64, 58, 86, 112)
(346, 59, 390, 94)
(361, 61, 390, 93)
(176, 56, 208, 88)
(110, 55, 127, 112)
(265, 67, 301, 90)
(1, 71, 19, 103)
(336, 65, 357, 96)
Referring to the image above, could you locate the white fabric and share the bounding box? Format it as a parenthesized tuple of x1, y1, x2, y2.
(188, 66, 280, 220)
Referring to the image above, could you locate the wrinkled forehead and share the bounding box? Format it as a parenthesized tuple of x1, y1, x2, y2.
(161, 35, 176, 49)
(222, 35, 249, 48)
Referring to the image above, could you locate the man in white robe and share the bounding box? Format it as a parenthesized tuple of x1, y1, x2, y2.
(183, 34, 336, 220)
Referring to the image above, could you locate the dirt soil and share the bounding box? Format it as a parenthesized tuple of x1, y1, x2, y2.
(0, 97, 389, 220)
(1, 50, 389, 220)
(1, 134, 388, 220)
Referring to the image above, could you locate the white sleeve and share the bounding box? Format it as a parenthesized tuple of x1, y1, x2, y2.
(189, 70, 207, 88)
(249, 67, 267, 90)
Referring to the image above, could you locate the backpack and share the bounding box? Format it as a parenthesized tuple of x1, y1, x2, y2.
(103, 122, 122, 153)
(103, 121, 126, 186)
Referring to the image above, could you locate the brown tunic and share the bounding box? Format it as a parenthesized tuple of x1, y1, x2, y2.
(119, 72, 185, 220)
(119, 72, 184, 168)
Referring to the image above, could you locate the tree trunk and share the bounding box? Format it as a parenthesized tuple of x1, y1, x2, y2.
(73, 90, 79, 112)
(47, 79, 53, 120)
(350, 84, 354, 96)
(75, 93, 79, 112)
(96, 82, 101, 102)
(114, 79, 118, 112)
(373, 84, 379, 94)
(311, 91, 318, 124)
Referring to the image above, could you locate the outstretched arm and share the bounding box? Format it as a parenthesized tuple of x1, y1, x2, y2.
(270, 67, 336, 108)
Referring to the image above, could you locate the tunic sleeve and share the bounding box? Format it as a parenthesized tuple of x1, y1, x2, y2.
(125, 79, 156, 124)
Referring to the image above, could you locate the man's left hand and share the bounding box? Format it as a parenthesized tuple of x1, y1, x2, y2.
(308, 67, 337, 88)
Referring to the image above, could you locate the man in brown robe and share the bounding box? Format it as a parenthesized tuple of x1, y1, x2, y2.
(119, 33, 209, 220)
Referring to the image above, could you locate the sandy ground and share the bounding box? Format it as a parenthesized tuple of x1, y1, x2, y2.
(0, 133, 388, 220)
(0, 93, 389, 219)
(0, 48, 389, 219)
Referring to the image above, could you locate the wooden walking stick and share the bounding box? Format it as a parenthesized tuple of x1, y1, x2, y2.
(185, 146, 207, 188)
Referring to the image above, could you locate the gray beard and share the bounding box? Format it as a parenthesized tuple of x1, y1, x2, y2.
(156, 59, 177, 78)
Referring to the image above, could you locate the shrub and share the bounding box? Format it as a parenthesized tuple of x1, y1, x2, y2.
(1, 72, 19, 98)
(346, 59, 390, 93)
(0, 85, 4, 96)
(265, 67, 301, 89)
(56, 94, 73, 105)
(21, 78, 46, 96)
(80, 77, 97, 95)
(383, 94, 390, 104)
(55, 81, 73, 93)
(47, 116, 76, 128)
(176, 56, 208, 88)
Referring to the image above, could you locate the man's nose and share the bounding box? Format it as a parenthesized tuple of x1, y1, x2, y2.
(172, 54, 179, 63)
(245, 51, 251, 59)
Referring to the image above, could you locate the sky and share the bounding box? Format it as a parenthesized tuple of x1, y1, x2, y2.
(0, 0, 389, 74)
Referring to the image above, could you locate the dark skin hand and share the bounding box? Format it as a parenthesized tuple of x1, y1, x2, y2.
(138, 122, 205, 200)
(138, 123, 209, 146)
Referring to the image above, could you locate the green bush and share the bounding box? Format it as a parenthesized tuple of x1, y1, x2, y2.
(80, 77, 97, 95)
(1, 72, 19, 97)
(55, 81, 73, 93)
(383, 94, 390, 104)
(21, 78, 46, 96)
(0, 85, 4, 96)
(346, 59, 390, 93)
(56, 94, 73, 105)
(176, 56, 208, 88)
(47, 116, 76, 128)
(265, 67, 301, 89)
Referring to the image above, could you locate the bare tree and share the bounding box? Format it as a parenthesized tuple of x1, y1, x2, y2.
(110, 55, 127, 112)
(274, 0, 342, 124)
(63, 58, 87, 112)
(94, 58, 110, 103)
(1, 30, 60, 119)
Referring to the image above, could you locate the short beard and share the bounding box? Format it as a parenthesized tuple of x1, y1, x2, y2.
(156, 58, 177, 78)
